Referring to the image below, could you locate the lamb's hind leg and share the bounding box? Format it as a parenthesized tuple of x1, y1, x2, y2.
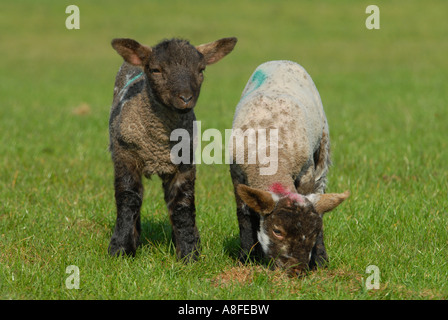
(309, 130, 331, 269)
(108, 159, 143, 257)
(161, 166, 200, 263)
(309, 171, 329, 269)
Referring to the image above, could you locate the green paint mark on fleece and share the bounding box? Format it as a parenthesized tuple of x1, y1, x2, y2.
(243, 69, 267, 98)
(252, 69, 267, 89)
(123, 72, 144, 90)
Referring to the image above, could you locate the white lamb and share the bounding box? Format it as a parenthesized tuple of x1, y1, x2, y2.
(230, 60, 349, 275)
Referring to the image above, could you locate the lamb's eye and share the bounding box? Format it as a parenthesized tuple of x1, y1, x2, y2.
(199, 68, 205, 74)
(272, 229, 284, 239)
(150, 68, 162, 74)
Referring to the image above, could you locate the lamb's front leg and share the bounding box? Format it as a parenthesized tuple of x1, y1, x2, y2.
(108, 160, 143, 257)
(309, 230, 328, 269)
(161, 166, 200, 262)
(231, 181, 264, 262)
(236, 201, 264, 263)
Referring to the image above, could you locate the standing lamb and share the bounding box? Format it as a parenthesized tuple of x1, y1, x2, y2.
(108, 36, 237, 262)
(230, 60, 349, 275)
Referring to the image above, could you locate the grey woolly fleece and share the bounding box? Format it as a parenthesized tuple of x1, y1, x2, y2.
(109, 62, 195, 177)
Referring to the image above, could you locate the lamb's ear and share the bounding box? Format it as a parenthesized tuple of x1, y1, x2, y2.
(307, 191, 350, 215)
(196, 37, 237, 65)
(111, 38, 152, 66)
(236, 184, 276, 215)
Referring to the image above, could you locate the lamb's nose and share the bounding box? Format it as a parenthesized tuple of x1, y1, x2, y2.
(179, 94, 193, 104)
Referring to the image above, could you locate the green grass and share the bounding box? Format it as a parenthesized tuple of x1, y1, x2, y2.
(1, 0, 447, 299)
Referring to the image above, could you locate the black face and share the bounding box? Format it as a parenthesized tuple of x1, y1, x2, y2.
(258, 198, 323, 276)
(145, 39, 206, 112)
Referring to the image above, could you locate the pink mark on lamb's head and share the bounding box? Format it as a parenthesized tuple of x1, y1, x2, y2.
(268, 183, 305, 204)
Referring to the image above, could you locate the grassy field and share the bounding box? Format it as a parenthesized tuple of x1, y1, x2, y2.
(1, 0, 447, 300)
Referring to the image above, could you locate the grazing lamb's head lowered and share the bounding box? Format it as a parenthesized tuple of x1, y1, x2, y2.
(111, 37, 237, 113)
(237, 183, 350, 276)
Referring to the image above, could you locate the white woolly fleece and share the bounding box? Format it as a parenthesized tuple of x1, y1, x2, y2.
(231, 60, 329, 192)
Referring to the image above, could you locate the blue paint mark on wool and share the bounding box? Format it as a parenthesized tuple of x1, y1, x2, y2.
(252, 69, 267, 89)
(243, 69, 267, 98)
(123, 72, 144, 90)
